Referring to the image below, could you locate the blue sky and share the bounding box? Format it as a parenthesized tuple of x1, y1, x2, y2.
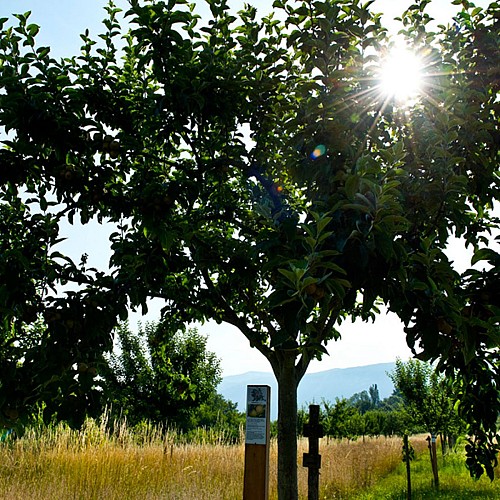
(1, 0, 494, 375)
(1, 0, 492, 60)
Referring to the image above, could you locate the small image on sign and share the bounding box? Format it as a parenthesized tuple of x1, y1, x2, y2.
(249, 387, 266, 403)
(247, 403, 266, 418)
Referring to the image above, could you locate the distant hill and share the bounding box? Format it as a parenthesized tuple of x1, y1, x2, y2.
(217, 362, 396, 421)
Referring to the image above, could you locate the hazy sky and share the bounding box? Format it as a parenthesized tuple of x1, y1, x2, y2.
(1, 0, 494, 375)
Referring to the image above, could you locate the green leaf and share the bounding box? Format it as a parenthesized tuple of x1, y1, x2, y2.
(278, 268, 299, 285)
(379, 215, 410, 229)
(305, 236, 316, 250)
(319, 262, 347, 274)
(462, 335, 476, 365)
(342, 203, 371, 214)
(316, 216, 332, 235)
(471, 248, 498, 266)
(317, 231, 334, 244)
(327, 280, 347, 298)
(28, 24, 40, 37)
(301, 276, 317, 289)
(411, 281, 429, 291)
(345, 175, 359, 200)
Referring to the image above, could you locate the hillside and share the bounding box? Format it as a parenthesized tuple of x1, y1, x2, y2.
(218, 362, 396, 421)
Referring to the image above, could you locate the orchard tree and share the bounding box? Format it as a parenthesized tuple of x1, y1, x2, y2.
(103, 322, 222, 428)
(390, 359, 465, 447)
(186, 392, 245, 443)
(322, 398, 363, 439)
(0, 0, 499, 497)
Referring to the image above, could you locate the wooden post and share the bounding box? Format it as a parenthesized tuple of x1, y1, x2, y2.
(431, 434, 439, 488)
(403, 434, 412, 500)
(426, 434, 439, 488)
(303, 404, 324, 500)
(243, 385, 271, 500)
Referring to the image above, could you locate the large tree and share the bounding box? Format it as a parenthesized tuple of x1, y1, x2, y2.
(0, 0, 498, 497)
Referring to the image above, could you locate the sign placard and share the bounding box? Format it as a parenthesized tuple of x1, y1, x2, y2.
(245, 385, 269, 445)
(243, 385, 271, 500)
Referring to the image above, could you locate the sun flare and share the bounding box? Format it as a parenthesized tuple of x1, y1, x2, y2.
(379, 45, 424, 103)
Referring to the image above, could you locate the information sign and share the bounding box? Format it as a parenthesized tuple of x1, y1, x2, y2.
(245, 385, 269, 445)
(243, 385, 271, 500)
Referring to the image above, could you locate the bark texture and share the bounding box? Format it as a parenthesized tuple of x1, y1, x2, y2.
(273, 351, 300, 500)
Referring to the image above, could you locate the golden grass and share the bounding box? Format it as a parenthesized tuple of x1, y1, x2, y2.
(0, 421, 430, 500)
(0, 418, 246, 500)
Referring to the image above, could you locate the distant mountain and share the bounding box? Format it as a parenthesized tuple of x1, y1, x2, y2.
(217, 362, 396, 421)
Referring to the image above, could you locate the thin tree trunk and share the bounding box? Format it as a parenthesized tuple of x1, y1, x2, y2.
(274, 351, 300, 500)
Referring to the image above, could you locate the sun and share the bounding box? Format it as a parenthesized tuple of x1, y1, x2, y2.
(378, 44, 425, 104)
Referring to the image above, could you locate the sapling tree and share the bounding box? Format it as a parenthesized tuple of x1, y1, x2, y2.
(390, 359, 465, 448)
(0, 0, 498, 497)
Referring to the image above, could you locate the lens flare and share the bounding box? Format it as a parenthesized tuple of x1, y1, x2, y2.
(310, 144, 326, 160)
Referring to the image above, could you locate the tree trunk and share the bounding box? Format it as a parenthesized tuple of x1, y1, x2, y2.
(274, 351, 300, 500)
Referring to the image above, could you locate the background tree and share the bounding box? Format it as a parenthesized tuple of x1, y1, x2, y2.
(186, 392, 245, 443)
(390, 359, 465, 452)
(104, 322, 222, 430)
(349, 390, 373, 415)
(349, 384, 381, 414)
(318, 387, 407, 439)
(369, 384, 381, 409)
(0, 0, 498, 496)
(322, 398, 362, 440)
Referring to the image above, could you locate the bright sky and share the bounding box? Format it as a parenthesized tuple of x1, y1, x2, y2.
(1, 0, 494, 376)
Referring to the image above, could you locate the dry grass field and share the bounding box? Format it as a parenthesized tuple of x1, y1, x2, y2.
(0, 418, 432, 499)
(0, 421, 425, 500)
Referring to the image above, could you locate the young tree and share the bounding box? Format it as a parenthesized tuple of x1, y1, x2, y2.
(390, 359, 464, 449)
(322, 398, 361, 440)
(0, 1, 498, 496)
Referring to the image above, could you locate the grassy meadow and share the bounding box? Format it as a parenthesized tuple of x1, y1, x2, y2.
(354, 444, 500, 500)
(1, 419, 499, 499)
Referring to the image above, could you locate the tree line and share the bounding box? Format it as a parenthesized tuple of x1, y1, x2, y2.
(298, 359, 465, 451)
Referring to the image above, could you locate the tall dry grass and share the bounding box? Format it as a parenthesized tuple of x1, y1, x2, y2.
(0, 418, 426, 500)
